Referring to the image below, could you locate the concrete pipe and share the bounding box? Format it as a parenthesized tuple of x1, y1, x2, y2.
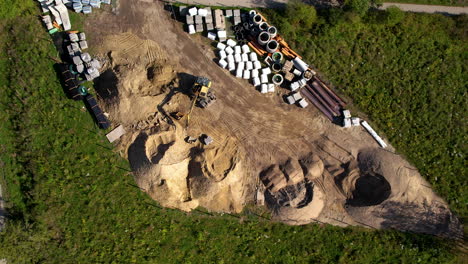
(253, 14, 262, 24)
(259, 22, 269, 31)
(272, 74, 284, 85)
(302, 69, 314, 80)
(266, 40, 279, 53)
(258, 31, 271, 46)
(271, 63, 282, 72)
(272, 52, 283, 62)
(267, 26, 277, 38)
(249, 10, 257, 17)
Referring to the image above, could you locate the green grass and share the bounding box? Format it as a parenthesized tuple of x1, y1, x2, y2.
(262, 6, 467, 218)
(0, 3, 463, 263)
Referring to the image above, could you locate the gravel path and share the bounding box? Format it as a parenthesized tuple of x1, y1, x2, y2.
(380, 3, 468, 15)
(166, 0, 468, 14)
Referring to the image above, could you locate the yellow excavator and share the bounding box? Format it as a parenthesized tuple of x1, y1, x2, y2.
(186, 76, 216, 128)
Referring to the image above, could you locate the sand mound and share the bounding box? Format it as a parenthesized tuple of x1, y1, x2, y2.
(93, 33, 177, 126)
(260, 156, 325, 224)
(338, 148, 463, 238)
(201, 138, 239, 182)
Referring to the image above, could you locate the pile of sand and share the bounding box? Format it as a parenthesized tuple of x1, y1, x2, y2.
(94, 33, 253, 213)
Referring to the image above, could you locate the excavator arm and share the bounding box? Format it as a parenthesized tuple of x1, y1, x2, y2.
(186, 92, 199, 129)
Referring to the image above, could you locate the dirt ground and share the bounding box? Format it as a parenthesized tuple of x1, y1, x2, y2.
(85, 0, 462, 238)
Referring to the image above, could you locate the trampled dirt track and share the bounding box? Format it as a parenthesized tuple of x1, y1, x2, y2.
(84, 0, 462, 238)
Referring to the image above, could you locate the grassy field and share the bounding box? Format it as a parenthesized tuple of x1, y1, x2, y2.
(0, 2, 463, 263)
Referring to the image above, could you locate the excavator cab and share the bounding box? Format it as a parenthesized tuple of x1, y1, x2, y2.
(185, 76, 216, 128)
(192, 76, 215, 108)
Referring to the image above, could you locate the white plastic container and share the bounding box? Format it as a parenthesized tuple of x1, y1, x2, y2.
(252, 77, 261, 86)
(236, 68, 243, 78)
(261, 67, 271, 75)
(226, 39, 237, 47)
(234, 53, 242, 63)
(241, 44, 250, 54)
(261, 74, 269, 84)
(237, 61, 245, 71)
(217, 42, 226, 50)
(218, 59, 228, 69)
(243, 70, 251, 79)
(260, 84, 268, 94)
(228, 61, 236, 71)
(242, 53, 249, 62)
(254, 61, 261, 69)
(249, 52, 258, 62)
(246, 61, 253, 71)
(219, 50, 227, 59)
(234, 45, 242, 54)
(251, 69, 259, 78)
(225, 46, 234, 55)
(227, 54, 235, 64)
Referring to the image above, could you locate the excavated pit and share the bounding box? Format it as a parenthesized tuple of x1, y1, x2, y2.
(347, 173, 391, 207)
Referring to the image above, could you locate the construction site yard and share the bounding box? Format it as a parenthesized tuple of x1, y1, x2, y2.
(83, 0, 461, 238)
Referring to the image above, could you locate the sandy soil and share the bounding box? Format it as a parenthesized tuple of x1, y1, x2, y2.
(85, 0, 462, 238)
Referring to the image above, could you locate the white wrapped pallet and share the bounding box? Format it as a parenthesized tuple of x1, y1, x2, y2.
(207, 32, 217, 40)
(293, 69, 302, 76)
(218, 59, 228, 69)
(286, 95, 295, 104)
(227, 54, 235, 64)
(351, 117, 361, 126)
(261, 67, 271, 75)
(251, 69, 259, 78)
(234, 53, 242, 63)
(252, 77, 261, 86)
(226, 39, 236, 47)
(234, 45, 241, 54)
(298, 98, 309, 108)
(237, 61, 245, 71)
(188, 7, 198, 16)
(261, 74, 269, 83)
(290, 81, 300, 91)
(217, 31, 227, 41)
(241, 44, 250, 54)
(243, 70, 250, 79)
(249, 52, 258, 62)
(225, 46, 234, 55)
(236, 68, 243, 78)
(219, 50, 227, 59)
(188, 25, 196, 34)
(260, 84, 268, 94)
(198, 8, 208, 16)
(343, 118, 352, 128)
(268, 83, 275, 93)
(246, 61, 253, 71)
(217, 42, 226, 50)
(241, 53, 249, 62)
(254, 61, 261, 69)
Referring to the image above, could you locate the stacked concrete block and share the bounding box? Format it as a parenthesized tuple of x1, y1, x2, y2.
(195, 23, 204, 33)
